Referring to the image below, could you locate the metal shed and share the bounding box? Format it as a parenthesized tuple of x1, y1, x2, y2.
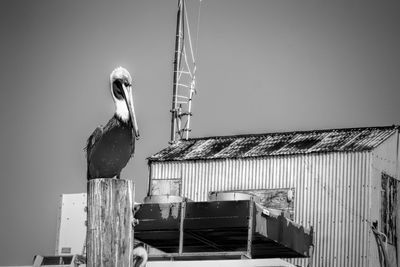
(147, 125, 400, 267)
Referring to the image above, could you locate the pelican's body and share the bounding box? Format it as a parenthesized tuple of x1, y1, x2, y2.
(86, 115, 135, 179)
(86, 67, 139, 180)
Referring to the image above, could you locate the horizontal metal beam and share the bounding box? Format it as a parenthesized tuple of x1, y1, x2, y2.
(148, 251, 247, 261)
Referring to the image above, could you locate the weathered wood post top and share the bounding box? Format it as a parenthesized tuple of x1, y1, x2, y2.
(87, 178, 134, 267)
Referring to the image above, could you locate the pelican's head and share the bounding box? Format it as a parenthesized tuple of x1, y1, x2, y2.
(110, 67, 139, 139)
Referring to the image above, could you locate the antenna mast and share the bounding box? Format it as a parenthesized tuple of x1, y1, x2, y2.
(170, 0, 198, 143)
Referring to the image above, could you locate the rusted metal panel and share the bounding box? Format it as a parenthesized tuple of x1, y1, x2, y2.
(149, 126, 397, 162)
(151, 179, 181, 196)
(209, 189, 295, 220)
(150, 152, 371, 267)
(253, 203, 313, 259)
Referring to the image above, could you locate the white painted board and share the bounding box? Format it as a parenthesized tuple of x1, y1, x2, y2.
(55, 193, 87, 255)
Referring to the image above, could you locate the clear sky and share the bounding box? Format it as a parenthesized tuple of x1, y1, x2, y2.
(0, 0, 399, 265)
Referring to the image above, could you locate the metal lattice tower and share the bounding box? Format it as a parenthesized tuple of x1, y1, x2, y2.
(170, 0, 199, 143)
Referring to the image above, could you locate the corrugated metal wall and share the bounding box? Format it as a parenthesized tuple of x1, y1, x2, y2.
(369, 133, 399, 267)
(150, 152, 371, 267)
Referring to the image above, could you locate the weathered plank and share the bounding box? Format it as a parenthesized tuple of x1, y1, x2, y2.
(87, 178, 134, 267)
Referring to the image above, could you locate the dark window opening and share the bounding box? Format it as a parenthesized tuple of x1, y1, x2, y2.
(381, 173, 398, 245)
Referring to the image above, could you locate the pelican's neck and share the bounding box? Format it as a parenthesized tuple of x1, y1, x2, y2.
(115, 99, 130, 122)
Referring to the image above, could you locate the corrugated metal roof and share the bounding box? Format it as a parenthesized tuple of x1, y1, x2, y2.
(149, 126, 398, 162)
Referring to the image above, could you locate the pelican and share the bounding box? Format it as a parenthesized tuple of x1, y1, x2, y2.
(85, 67, 139, 180)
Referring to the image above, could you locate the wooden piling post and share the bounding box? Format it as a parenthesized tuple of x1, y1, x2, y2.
(87, 178, 134, 267)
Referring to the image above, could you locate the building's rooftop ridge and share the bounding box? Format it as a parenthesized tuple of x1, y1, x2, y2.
(184, 125, 399, 142)
(149, 125, 399, 162)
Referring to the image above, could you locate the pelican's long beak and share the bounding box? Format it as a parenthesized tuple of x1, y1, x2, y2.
(122, 84, 140, 139)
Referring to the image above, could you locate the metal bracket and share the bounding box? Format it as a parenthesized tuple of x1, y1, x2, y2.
(179, 201, 186, 254)
(246, 199, 254, 259)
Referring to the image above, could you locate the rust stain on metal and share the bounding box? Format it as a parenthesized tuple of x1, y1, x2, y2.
(254, 202, 312, 257)
(158, 203, 180, 220)
(255, 204, 267, 236)
(171, 203, 180, 218)
(158, 203, 171, 219)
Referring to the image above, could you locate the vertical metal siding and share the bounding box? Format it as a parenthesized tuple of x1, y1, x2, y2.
(150, 152, 371, 267)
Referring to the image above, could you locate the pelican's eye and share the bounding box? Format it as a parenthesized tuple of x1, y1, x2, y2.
(124, 81, 131, 87)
